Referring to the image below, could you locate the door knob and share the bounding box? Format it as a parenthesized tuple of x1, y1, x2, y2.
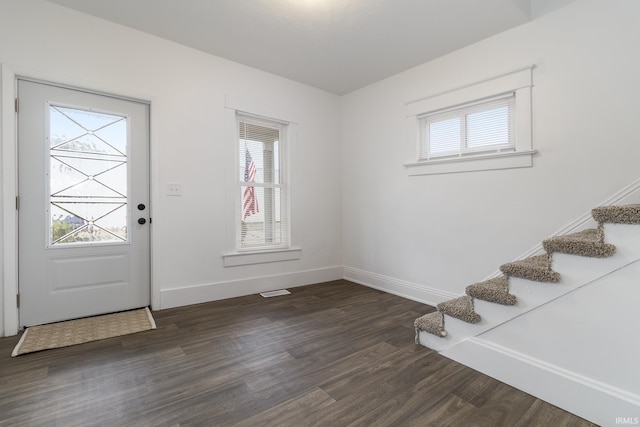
(138, 218, 146, 225)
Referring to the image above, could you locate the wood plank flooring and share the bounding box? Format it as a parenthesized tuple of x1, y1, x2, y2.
(0, 280, 597, 426)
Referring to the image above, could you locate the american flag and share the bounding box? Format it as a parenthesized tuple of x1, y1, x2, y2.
(243, 149, 258, 220)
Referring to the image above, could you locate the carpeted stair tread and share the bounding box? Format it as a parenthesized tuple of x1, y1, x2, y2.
(592, 204, 640, 224)
(414, 311, 447, 341)
(466, 275, 516, 305)
(500, 254, 560, 283)
(437, 295, 481, 324)
(542, 228, 615, 258)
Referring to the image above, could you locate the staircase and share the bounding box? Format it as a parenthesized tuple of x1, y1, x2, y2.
(413, 204, 640, 425)
(414, 204, 640, 351)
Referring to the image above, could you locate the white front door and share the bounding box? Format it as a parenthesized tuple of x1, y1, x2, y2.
(18, 79, 150, 327)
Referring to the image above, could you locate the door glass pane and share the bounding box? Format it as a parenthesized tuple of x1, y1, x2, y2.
(49, 105, 128, 245)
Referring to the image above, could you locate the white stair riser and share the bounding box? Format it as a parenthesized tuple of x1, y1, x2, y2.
(419, 302, 519, 351)
(417, 330, 453, 352)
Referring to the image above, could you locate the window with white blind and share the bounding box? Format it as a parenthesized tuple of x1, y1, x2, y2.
(420, 94, 515, 160)
(404, 66, 536, 176)
(236, 113, 289, 251)
(222, 96, 300, 267)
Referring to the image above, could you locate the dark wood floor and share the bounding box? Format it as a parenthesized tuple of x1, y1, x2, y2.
(0, 280, 597, 426)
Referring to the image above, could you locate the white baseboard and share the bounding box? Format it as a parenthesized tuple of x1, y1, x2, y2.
(160, 265, 343, 309)
(343, 266, 457, 306)
(160, 265, 455, 311)
(442, 338, 640, 426)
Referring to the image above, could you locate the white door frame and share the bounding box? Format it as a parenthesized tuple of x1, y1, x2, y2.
(1, 64, 159, 336)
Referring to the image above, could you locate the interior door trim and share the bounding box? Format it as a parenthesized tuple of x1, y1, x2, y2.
(1, 64, 19, 336)
(17, 76, 150, 107)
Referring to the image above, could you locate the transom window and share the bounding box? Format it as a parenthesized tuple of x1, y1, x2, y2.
(237, 114, 289, 250)
(419, 94, 515, 160)
(404, 66, 534, 176)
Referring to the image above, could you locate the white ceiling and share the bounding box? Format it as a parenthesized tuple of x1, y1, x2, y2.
(45, 0, 567, 95)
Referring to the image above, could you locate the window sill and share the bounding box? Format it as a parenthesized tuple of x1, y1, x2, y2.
(404, 149, 537, 176)
(222, 247, 302, 267)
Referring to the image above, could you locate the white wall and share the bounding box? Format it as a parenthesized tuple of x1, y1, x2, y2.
(341, 0, 640, 304)
(0, 0, 343, 334)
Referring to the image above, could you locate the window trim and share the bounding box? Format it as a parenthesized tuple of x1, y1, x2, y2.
(222, 95, 300, 267)
(404, 66, 536, 176)
(222, 247, 302, 267)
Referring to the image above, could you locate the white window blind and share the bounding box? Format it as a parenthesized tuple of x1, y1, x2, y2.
(237, 114, 289, 250)
(419, 94, 515, 160)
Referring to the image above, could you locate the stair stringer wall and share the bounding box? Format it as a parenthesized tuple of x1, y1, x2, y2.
(441, 230, 640, 426)
(417, 223, 640, 352)
(417, 179, 640, 352)
(492, 176, 640, 273)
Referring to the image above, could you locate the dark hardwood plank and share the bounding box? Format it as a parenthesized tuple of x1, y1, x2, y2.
(0, 279, 596, 426)
(234, 387, 336, 427)
(451, 368, 504, 408)
(515, 399, 600, 427)
(345, 360, 473, 426)
(455, 382, 538, 426)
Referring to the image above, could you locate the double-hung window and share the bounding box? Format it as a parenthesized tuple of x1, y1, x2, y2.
(236, 113, 289, 250)
(420, 94, 515, 160)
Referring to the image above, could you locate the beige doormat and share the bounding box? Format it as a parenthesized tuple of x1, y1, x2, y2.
(11, 307, 156, 357)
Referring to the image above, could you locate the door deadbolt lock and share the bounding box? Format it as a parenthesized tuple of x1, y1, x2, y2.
(138, 203, 146, 211)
